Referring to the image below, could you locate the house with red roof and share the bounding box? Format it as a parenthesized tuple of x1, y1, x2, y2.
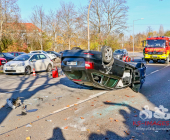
(5, 23, 42, 33)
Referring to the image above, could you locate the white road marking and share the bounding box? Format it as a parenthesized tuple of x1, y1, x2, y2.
(51, 91, 108, 114)
(146, 65, 170, 77)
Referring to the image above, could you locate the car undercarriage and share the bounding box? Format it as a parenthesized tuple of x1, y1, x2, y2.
(61, 46, 146, 92)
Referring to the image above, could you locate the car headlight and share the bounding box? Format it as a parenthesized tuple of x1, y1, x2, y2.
(17, 63, 25, 66)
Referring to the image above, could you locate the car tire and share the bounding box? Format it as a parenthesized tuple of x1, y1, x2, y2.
(46, 64, 52, 72)
(166, 57, 169, 64)
(25, 66, 31, 75)
(145, 60, 149, 64)
(71, 47, 81, 50)
(101, 46, 113, 63)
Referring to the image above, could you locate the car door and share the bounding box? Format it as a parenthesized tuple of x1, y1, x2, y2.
(29, 54, 41, 71)
(38, 54, 47, 70)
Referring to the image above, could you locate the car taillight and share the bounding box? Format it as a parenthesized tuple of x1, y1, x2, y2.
(145, 51, 148, 54)
(72, 79, 82, 81)
(84, 53, 94, 55)
(85, 61, 94, 69)
(163, 51, 166, 54)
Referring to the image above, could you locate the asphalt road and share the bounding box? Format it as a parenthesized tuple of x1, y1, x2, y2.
(0, 57, 170, 140)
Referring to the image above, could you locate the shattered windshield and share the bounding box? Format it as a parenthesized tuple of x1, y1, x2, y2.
(146, 40, 165, 48)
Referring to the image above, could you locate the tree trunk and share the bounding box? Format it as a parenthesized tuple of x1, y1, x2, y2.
(69, 38, 71, 50)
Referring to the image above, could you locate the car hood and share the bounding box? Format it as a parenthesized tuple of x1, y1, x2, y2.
(6, 61, 26, 65)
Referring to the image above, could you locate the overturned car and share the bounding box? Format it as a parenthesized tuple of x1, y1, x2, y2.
(61, 46, 146, 92)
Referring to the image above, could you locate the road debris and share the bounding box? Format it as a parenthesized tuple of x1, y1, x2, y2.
(125, 95, 129, 97)
(56, 96, 62, 100)
(21, 111, 27, 115)
(64, 126, 68, 129)
(80, 117, 84, 119)
(26, 136, 31, 140)
(46, 120, 52, 122)
(106, 101, 111, 103)
(87, 129, 90, 133)
(124, 131, 130, 135)
(6, 97, 21, 109)
(26, 124, 32, 128)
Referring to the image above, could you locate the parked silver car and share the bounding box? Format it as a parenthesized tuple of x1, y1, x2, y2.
(3, 53, 53, 75)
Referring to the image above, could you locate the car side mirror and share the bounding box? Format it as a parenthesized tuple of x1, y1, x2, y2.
(31, 59, 36, 62)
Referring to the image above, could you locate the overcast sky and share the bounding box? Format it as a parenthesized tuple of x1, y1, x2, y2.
(18, 0, 170, 36)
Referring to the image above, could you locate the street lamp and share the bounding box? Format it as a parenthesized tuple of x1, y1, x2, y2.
(87, 0, 93, 50)
(133, 18, 144, 55)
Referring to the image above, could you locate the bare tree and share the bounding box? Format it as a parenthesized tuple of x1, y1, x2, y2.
(147, 26, 153, 37)
(31, 6, 46, 50)
(59, 1, 77, 50)
(102, 0, 128, 35)
(46, 9, 62, 51)
(159, 24, 164, 36)
(88, 0, 128, 35)
(0, 0, 20, 52)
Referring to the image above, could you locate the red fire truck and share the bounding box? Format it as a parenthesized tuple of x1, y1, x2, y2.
(143, 36, 170, 64)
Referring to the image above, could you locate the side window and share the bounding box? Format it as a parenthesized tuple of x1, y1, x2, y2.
(30, 55, 39, 61)
(15, 53, 19, 56)
(0, 53, 4, 57)
(39, 54, 47, 59)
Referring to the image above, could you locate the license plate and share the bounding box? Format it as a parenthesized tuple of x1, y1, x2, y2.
(152, 55, 157, 58)
(67, 61, 77, 65)
(6, 67, 13, 70)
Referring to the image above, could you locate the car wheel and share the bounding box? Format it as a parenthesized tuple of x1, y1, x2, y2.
(166, 57, 169, 64)
(145, 60, 149, 64)
(71, 47, 81, 50)
(46, 64, 52, 72)
(25, 66, 31, 75)
(101, 46, 113, 63)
